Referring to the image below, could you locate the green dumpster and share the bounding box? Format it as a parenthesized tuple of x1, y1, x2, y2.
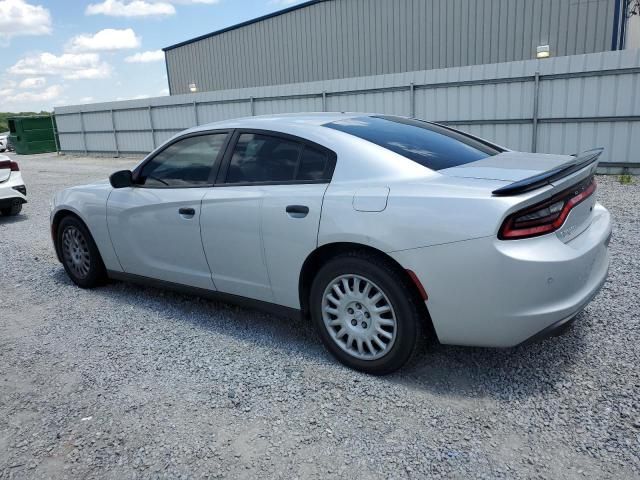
(8, 115, 57, 155)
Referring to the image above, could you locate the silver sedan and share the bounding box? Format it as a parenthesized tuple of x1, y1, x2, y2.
(50, 113, 611, 374)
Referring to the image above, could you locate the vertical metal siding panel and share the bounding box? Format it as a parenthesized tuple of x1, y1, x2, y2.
(522, 0, 533, 60)
(427, 0, 435, 69)
(348, 0, 358, 79)
(466, 0, 475, 67)
(558, 0, 570, 57)
(445, 0, 454, 67)
(295, 9, 305, 83)
(584, 0, 598, 53)
(58, 133, 83, 151)
(309, 5, 319, 82)
(548, 0, 560, 58)
(452, 0, 460, 67)
(566, 0, 579, 54)
(433, 0, 441, 69)
(485, 0, 495, 65)
(539, 0, 551, 49)
(85, 133, 116, 152)
(56, 114, 82, 132)
(497, 0, 507, 63)
(504, 0, 515, 62)
(389, 0, 397, 74)
(531, 0, 543, 55)
(362, 0, 373, 76)
(601, 0, 615, 52)
(406, 0, 414, 72)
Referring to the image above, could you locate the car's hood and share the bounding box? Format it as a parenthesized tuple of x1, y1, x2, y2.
(438, 151, 575, 182)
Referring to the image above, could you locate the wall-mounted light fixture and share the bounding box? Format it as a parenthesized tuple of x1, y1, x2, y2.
(189, 83, 198, 93)
(536, 45, 551, 59)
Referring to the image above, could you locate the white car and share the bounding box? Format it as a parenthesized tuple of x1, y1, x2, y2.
(0, 136, 7, 152)
(0, 155, 27, 216)
(50, 113, 611, 374)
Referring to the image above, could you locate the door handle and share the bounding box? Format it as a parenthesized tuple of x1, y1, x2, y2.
(286, 205, 309, 218)
(179, 207, 196, 217)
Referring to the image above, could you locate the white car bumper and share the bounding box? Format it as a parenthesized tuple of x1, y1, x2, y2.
(391, 203, 612, 348)
(0, 171, 27, 209)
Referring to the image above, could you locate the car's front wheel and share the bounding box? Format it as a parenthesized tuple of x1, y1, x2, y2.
(310, 251, 424, 375)
(57, 216, 106, 288)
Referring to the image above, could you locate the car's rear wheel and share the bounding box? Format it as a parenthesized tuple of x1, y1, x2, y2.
(310, 251, 423, 375)
(57, 216, 106, 288)
(1, 201, 22, 216)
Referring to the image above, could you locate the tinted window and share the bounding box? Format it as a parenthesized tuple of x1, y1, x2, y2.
(226, 134, 301, 183)
(325, 116, 503, 171)
(138, 134, 226, 187)
(298, 146, 329, 181)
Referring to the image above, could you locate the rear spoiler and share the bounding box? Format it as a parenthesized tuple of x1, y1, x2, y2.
(492, 148, 603, 196)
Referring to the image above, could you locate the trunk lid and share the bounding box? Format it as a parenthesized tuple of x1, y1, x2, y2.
(438, 151, 575, 182)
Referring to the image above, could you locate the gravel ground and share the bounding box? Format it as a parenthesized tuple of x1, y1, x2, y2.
(1, 153, 639, 479)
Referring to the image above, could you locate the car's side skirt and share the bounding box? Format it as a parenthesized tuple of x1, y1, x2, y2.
(106, 270, 302, 321)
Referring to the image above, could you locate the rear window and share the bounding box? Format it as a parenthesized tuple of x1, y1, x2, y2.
(325, 116, 503, 171)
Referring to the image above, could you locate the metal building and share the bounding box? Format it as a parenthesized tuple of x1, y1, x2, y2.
(164, 0, 625, 95)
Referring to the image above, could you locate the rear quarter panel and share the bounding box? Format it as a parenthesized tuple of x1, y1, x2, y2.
(318, 177, 523, 252)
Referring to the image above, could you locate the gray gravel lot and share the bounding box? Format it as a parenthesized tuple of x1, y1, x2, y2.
(1, 153, 639, 479)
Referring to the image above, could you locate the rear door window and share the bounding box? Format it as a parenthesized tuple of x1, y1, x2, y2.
(224, 133, 334, 184)
(324, 116, 503, 171)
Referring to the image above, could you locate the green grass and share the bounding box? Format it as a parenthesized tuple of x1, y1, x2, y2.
(0, 111, 50, 133)
(619, 174, 634, 185)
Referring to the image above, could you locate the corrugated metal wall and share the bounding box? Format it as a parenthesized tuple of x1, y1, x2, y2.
(165, 0, 616, 95)
(55, 50, 640, 170)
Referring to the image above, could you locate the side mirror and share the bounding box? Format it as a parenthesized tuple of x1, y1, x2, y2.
(109, 170, 133, 189)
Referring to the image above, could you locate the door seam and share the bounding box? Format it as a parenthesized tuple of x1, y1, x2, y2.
(198, 189, 218, 291)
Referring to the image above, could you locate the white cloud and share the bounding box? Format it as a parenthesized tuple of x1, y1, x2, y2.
(8, 53, 112, 80)
(86, 0, 176, 17)
(0, 0, 51, 45)
(66, 28, 141, 52)
(85, 0, 220, 17)
(159, 87, 170, 96)
(125, 50, 164, 63)
(9, 84, 63, 103)
(18, 77, 46, 89)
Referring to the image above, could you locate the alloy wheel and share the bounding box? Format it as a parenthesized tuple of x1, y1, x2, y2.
(62, 226, 91, 279)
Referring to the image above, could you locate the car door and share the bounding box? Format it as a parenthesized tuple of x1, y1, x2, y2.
(107, 132, 230, 290)
(200, 131, 336, 307)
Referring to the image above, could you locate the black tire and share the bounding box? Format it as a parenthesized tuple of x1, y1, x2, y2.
(310, 251, 424, 375)
(1, 202, 22, 216)
(57, 216, 107, 288)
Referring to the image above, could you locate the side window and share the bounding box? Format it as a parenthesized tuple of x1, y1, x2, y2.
(137, 133, 227, 187)
(226, 133, 302, 184)
(298, 145, 329, 181)
(225, 133, 334, 184)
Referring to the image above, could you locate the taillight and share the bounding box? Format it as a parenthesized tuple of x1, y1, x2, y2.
(499, 176, 596, 240)
(0, 160, 19, 171)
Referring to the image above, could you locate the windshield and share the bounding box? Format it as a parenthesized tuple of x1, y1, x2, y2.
(324, 115, 504, 171)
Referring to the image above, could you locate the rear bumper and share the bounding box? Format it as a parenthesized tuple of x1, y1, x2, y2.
(517, 259, 608, 346)
(391, 203, 612, 348)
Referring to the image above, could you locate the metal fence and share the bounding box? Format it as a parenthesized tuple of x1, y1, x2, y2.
(54, 49, 640, 171)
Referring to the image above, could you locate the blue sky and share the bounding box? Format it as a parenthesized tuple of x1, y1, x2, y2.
(0, 0, 304, 111)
